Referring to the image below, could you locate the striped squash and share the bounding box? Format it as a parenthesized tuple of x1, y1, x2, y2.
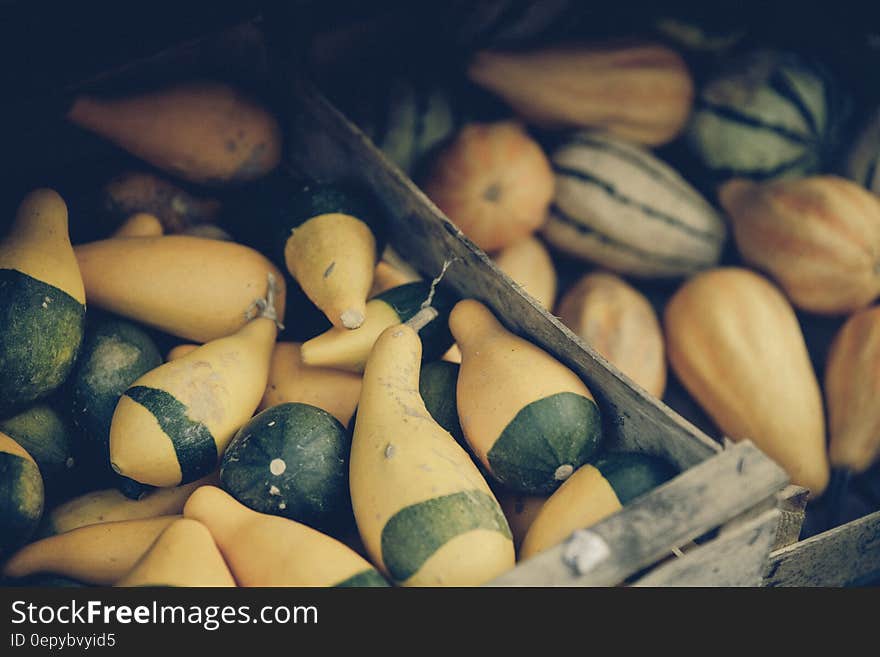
(443, 0, 576, 51)
(843, 106, 880, 194)
(685, 49, 850, 182)
(541, 131, 726, 278)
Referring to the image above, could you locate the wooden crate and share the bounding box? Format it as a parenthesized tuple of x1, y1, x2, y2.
(0, 17, 793, 587)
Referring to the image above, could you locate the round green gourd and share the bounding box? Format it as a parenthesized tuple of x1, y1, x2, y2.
(0, 432, 44, 557)
(220, 402, 353, 532)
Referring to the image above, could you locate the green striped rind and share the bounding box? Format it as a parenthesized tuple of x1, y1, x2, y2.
(123, 386, 218, 484)
(0, 269, 85, 417)
(381, 490, 511, 583)
(375, 282, 457, 361)
(334, 569, 391, 588)
(0, 451, 44, 556)
(594, 453, 679, 505)
(487, 392, 603, 494)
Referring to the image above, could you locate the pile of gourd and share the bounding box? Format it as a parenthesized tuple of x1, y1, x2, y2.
(324, 5, 880, 528)
(0, 70, 678, 587)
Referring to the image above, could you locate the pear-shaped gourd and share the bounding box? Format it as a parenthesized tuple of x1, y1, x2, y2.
(720, 176, 880, 315)
(0, 189, 85, 415)
(116, 518, 235, 587)
(75, 235, 285, 343)
(492, 236, 557, 310)
(67, 81, 282, 185)
(351, 322, 514, 586)
(451, 299, 603, 494)
(664, 267, 829, 496)
(109, 278, 279, 487)
(825, 306, 880, 475)
(2, 516, 179, 585)
(183, 486, 388, 587)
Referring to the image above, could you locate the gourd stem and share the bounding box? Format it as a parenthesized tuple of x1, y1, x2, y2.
(825, 467, 852, 532)
(406, 307, 439, 333)
(246, 272, 285, 330)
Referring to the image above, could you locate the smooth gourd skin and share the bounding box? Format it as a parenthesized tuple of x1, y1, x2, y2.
(0, 189, 85, 416)
(825, 306, 880, 474)
(67, 81, 282, 186)
(556, 272, 667, 398)
(109, 314, 276, 487)
(419, 360, 466, 449)
(1, 515, 179, 585)
(498, 493, 547, 554)
(0, 432, 44, 557)
(720, 176, 880, 315)
(112, 212, 164, 238)
(301, 281, 456, 373)
(183, 486, 388, 587)
(116, 518, 235, 587)
(450, 299, 603, 494)
(520, 453, 677, 560)
(492, 236, 557, 310)
(664, 267, 830, 496)
(74, 235, 286, 343)
(258, 342, 362, 426)
(220, 403, 352, 532)
(351, 323, 514, 586)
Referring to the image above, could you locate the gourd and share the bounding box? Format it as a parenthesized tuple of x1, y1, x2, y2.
(1, 515, 179, 585)
(843, 106, 880, 194)
(115, 518, 235, 587)
(0, 189, 85, 416)
(719, 176, 880, 315)
(492, 236, 557, 310)
(824, 306, 880, 475)
(74, 235, 286, 343)
(0, 432, 44, 556)
(419, 360, 466, 448)
(100, 171, 222, 233)
(258, 342, 362, 426)
(542, 130, 726, 278)
(370, 261, 422, 297)
(67, 81, 282, 185)
(664, 267, 830, 496)
(421, 120, 554, 253)
(112, 213, 164, 238)
(685, 49, 849, 181)
(350, 322, 514, 586)
(183, 486, 389, 587)
(467, 42, 694, 146)
(301, 281, 456, 373)
(109, 278, 279, 487)
(520, 452, 677, 559)
(450, 299, 603, 494)
(555, 272, 666, 398)
(220, 403, 352, 532)
(498, 493, 547, 553)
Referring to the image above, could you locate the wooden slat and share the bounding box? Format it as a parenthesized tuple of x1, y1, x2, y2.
(763, 510, 880, 587)
(279, 71, 722, 472)
(486, 441, 788, 586)
(632, 509, 781, 587)
(773, 485, 810, 550)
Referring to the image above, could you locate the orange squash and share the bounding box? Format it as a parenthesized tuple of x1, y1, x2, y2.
(492, 236, 557, 310)
(719, 176, 880, 315)
(421, 121, 554, 253)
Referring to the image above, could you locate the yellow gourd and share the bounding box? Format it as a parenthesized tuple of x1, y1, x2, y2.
(109, 279, 279, 487)
(350, 322, 514, 585)
(492, 236, 557, 310)
(112, 212, 165, 238)
(2, 516, 179, 585)
(115, 518, 236, 587)
(498, 493, 547, 554)
(74, 235, 286, 343)
(664, 267, 829, 496)
(183, 486, 387, 587)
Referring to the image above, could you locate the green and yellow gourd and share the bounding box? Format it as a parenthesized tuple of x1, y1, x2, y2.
(0, 189, 85, 416)
(520, 453, 677, 559)
(109, 277, 279, 487)
(0, 432, 44, 557)
(542, 130, 726, 278)
(843, 106, 880, 194)
(351, 322, 514, 586)
(685, 49, 850, 182)
(184, 485, 388, 587)
(116, 518, 236, 587)
(498, 493, 547, 554)
(301, 281, 456, 373)
(450, 299, 603, 494)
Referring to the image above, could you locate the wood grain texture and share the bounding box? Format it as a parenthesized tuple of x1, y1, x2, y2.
(773, 485, 810, 550)
(763, 510, 880, 587)
(485, 441, 788, 586)
(632, 509, 781, 587)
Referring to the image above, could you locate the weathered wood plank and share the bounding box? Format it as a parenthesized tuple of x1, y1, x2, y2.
(632, 509, 781, 587)
(763, 510, 880, 587)
(280, 72, 721, 472)
(486, 441, 788, 586)
(773, 485, 810, 550)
